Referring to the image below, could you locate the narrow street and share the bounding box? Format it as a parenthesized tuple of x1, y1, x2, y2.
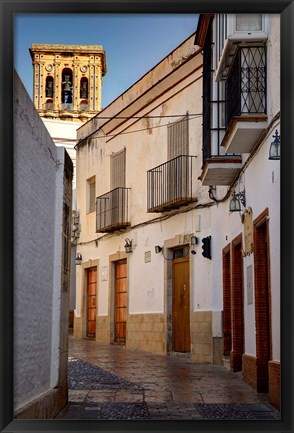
(55, 336, 280, 420)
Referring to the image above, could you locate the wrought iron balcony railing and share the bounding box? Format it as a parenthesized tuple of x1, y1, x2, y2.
(226, 46, 266, 125)
(147, 155, 197, 213)
(96, 187, 130, 233)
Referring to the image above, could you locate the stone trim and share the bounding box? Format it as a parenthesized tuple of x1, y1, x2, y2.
(126, 313, 166, 354)
(14, 385, 67, 419)
(190, 311, 213, 363)
(268, 361, 280, 410)
(242, 354, 257, 390)
(96, 315, 111, 344)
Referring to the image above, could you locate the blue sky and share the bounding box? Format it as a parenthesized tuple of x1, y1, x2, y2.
(14, 14, 198, 109)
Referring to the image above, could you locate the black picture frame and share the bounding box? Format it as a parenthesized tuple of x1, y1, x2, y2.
(1, 1, 293, 432)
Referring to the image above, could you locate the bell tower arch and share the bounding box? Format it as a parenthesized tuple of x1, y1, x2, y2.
(29, 44, 106, 122)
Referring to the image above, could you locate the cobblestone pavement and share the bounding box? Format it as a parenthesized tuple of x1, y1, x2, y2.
(55, 337, 280, 420)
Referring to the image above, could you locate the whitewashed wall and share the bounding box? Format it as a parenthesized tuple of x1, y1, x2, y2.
(75, 36, 207, 325)
(13, 71, 69, 413)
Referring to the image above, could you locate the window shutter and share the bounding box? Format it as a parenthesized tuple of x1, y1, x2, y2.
(111, 149, 126, 189)
(167, 114, 189, 159)
(88, 177, 96, 213)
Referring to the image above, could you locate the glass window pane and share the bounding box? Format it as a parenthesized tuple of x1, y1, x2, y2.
(236, 14, 262, 31)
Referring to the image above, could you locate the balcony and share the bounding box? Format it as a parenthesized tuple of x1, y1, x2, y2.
(147, 155, 197, 213)
(96, 187, 130, 233)
(199, 155, 242, 186)
(222, 46, 267, 154)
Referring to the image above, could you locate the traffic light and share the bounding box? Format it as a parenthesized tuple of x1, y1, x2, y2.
(201, 236, 211, 259)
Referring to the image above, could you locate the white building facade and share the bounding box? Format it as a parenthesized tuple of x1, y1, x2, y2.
(74, 14, 280, 411)
(196, 13, 280, 410)
(74, 34, 208, 354)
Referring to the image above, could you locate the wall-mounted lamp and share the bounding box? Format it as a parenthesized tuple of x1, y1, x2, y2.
(124, 238, 133, 253)
(191, 235, 198, 246)
(155, 245, 163, 254)
(75, 252, 82, 265)
(269, 129, 280, 160)
(229, 190, 246, 213)
(190, 235, 198, 255)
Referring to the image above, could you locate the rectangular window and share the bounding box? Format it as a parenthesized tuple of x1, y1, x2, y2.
(236, 14, 262, 31)
(87, 176, 96, 213)
(111, 148, 126, 189)
(167, 114, 189, 160)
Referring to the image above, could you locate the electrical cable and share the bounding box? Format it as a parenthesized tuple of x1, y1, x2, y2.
(75, 113, 202, 149)
(76, 199, 216, 247)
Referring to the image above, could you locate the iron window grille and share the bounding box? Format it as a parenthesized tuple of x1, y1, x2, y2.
(226, 46, 267, 125)
(202, 39, 266, 162)
(147, 155, 197, 213)
(96, 187, 130, 233)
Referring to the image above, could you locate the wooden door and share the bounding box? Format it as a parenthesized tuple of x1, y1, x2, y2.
(172, 255, 190, 352)
(114, 259, 127, 344)
(87, 267, 97, 338)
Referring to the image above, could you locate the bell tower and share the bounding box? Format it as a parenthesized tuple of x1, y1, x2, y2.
(29, 44, 106, 122)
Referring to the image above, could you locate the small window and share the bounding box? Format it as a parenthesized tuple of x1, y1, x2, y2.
(87, 176, 96, 213)
(173, 247, 189, 259)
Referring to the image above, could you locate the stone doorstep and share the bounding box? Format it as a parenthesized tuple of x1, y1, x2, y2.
(168, 351, 191, 360)
(223, 356, 231, 371)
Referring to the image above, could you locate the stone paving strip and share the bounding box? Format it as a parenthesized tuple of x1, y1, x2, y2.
(55, 352, 280, 420)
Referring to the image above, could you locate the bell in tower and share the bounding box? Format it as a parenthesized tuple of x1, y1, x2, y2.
(29, 44, 106, 121)
(62, 70, 73, 104)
